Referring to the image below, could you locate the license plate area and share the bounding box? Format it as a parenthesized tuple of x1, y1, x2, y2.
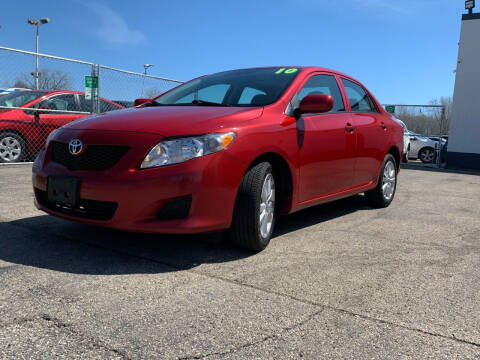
(47, 175, 80, 207)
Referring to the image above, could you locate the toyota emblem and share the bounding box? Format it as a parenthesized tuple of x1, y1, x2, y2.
(68, 139, 83, 155)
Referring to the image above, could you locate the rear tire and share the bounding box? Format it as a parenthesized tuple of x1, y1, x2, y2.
(365, 154, 397, 208)
(227, 162, 275, 251)
(0, 132, 26, 163)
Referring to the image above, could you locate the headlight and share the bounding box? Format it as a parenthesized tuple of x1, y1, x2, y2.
(44, 129, 58, 149)
(140, 132, 236, 169)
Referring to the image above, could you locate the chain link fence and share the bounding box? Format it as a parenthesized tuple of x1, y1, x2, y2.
(383, 104, 449, 168)
(0, 45, 451, 168)
(0, 46, 183, 163)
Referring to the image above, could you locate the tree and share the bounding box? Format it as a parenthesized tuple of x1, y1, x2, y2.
(145, 88, 163, 98)
(14, 69, 72, 90)
(12, 79, 29, 88)
(429, 96, 452, 135)
(394, 96, 453, 136)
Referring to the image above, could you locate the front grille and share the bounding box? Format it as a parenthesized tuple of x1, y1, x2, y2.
(36, 189, 118, 221)
(51, 141, 129, 171)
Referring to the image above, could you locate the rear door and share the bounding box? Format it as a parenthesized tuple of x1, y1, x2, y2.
(297, 73, 357, 202)
(340, 78, 389, 186)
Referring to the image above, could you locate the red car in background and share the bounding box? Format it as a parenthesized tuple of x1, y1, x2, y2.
(33, 67, 403, 251)
(0, 90, 124, 162)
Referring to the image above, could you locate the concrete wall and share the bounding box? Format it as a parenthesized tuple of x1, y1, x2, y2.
(447, 13, 480, 169)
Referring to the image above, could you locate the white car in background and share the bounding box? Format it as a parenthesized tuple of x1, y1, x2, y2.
(394, 118, 410, 162)
(393, 118, 446, 164)
(0, 88, 31, 96)
(409, 133, 446, 164)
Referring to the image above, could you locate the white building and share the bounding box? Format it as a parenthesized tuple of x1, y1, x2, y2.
(448, 11, 480, 169)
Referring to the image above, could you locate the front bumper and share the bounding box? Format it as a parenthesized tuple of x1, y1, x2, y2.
(32, 129, 246, 234)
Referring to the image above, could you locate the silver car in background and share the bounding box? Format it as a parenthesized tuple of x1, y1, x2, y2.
(394, 118, 446, 164)
(409, 133, 447, 163)
(394, 118, 411, 162)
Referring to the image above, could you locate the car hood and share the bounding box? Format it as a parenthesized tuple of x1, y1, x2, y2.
(63, 106, 264, 137)
(0, 108, 18, 115)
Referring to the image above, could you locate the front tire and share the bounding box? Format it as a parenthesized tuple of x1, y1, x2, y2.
(0, 132, 26, 163)
(402, 145, 409, 163)
(365, 154, 397, 208)
(227, 162, 275, 251)
(418, 147, 435, 164)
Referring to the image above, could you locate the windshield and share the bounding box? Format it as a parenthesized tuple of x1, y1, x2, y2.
(154, 68, 302, 107)
(0, 91, 44, 108)
(396, 120, 407, 131)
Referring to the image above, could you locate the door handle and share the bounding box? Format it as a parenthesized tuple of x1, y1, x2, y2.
(381, 122, 388, 130)
(345, 122, 355, 133)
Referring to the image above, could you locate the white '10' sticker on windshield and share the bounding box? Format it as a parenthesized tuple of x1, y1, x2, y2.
(275, 68, 298, 75)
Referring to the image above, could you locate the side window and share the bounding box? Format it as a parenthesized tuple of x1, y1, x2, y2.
(297, 75, 345, 113)
(79, 96, 121, 113)
(100, 100, 120, 113)
(341, 79, 377, 113)
(38, 94, 79, 114)
(78, 95, 91, 112)
(175, 84, 230, 104)
(238, 87, 267, 105)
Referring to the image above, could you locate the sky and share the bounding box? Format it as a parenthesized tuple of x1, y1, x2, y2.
(0, 0, 469, 104)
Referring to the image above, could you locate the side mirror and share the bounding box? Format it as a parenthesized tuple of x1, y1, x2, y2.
(410, 136, 417, 141)
(297, 94, 334, 116)
(134, 98, 152, 107)
(26, 106, 49, 117)
(37, 106, 50, 114)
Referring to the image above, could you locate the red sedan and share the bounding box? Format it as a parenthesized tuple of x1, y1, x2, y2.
(32, 67, 403, 251)
(0, 90, 124, 162)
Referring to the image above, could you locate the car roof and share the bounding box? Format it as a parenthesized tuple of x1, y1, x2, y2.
(8, 90, 123, 107)
(236, 66, 357, 79)
(35, 90, 81, 95)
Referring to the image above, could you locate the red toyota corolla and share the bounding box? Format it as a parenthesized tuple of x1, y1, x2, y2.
(32, 67, 403, 251)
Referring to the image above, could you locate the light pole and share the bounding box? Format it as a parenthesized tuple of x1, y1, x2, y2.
(27, 17, 50, 90)
(465, 0, 476, 14)
(142, 63, 154, 97)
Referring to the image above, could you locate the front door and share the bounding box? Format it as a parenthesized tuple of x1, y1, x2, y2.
(37, 93, 83, 130)
(36, 93, 84, 150)
(297, 74, 357, 202)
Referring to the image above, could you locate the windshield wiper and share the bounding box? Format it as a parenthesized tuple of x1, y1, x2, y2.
(191, 99, 229, 106)
(148, 101, 167, 106)
(148, 99, 230, 107)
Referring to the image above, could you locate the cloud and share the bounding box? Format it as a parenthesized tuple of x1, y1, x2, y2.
(353, 0, 408, 13)
(84, 2, 145, 45)
(324, 0, 414, 14)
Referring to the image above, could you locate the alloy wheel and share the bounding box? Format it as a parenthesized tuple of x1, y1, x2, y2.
(420, 149, 435, 163)
(382, 160, 396, 201)
(0, 136, 22, 162)
(259, 173, 275, 239)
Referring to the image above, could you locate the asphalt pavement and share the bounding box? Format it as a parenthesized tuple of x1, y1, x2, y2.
(1, 164, 480, 359)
